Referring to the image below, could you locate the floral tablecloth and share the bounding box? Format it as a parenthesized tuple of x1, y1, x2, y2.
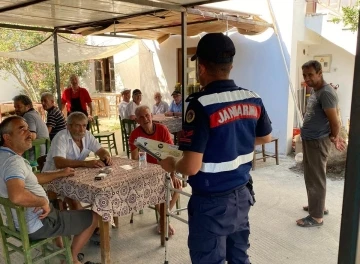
(152, 114, 182, 133)
(46, 157, 166, 222)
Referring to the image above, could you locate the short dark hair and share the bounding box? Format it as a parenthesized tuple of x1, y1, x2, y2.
(198, 58, 232, 76)
(0, 116, 25, 146)
(13, 94, 33, 108)
(302, 60, 322, 73)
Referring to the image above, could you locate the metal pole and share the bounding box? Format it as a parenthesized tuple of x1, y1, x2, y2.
(337, 11, 360, 264)
(53, 29, 62, 108)
(181, 12, 187, 122)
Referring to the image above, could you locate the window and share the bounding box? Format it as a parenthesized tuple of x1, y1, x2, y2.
(94, 56, 115, 93)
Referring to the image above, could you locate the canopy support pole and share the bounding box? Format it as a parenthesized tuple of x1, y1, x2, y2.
(53, 29, 62, 108)
(337, 13, 360, 264)
(181, 11, 187, 122)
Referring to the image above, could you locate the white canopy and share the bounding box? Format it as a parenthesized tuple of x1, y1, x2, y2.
(0, 34, 137, 63)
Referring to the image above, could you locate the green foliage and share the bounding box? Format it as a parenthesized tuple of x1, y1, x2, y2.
(0, 28, 90, 102)
(330, 1, 360, 32)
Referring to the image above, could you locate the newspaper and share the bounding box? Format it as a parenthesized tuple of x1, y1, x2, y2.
(134, 137, 183, 161)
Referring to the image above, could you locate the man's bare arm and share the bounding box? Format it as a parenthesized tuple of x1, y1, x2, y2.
(6, 179, 48, 207)
(54, 156, 88, 168)
(255, 134, 272, 145)
(35, 168, 75, 184)
(131, 148, 139, 160)
(176, 151, 203, 176)
(47, 126, 53, 134)
(324, 108, 340, 138)
(87, 102, 93, 116)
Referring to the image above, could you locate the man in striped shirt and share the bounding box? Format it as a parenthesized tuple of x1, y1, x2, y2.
(160, 33, 272, 264)
(41, 93, 67, 140)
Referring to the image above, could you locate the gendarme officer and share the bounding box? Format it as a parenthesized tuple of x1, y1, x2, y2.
(160, 33, 273, 264)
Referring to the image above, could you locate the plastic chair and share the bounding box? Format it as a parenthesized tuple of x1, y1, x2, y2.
(119, 116, 126, 152)
(0, 197, 72, 264)
(89, 116, 118, 156)
(120, 119, 137, 158)
(23, 138, 51, 172)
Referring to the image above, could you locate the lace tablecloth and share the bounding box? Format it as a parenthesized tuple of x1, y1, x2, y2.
(152, 114, 182, 133)
(46, 157, 165, 221)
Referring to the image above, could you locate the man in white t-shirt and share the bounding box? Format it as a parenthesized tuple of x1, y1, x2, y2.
(118, 88, 131, 119)
(43, 112, 112, 210)
(124, 89, 142, 120)
(152, 92, 169, 115)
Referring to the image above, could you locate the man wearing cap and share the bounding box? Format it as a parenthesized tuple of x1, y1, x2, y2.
(125, 89, 142, 120)
(159, 33, 272, 264)
(118, 88, 131, 119)
(165, 90, 182, 117)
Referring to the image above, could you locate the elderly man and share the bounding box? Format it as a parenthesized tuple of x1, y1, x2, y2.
(129, 105, 182, 235)
(165, 90, 182, 117)
(41, 92, 67, 140)
(13, 94, 49, 156)
(152, 92, 169, 115)
(124, 89, 142, 120)
(61, 74, 93, 129)
(0, 116, 99, 264)
(42, 112, 112, 210)
(118, 88, 131, 119)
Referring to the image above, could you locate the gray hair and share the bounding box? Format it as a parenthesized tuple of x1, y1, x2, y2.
(67, 112, 88, 125)
(302, 60, 322, 73)
(41, 92, 54, 101)
(13, 94, 33, 108)
(0, 116, 25, 146)
(135, 105, 151, 117)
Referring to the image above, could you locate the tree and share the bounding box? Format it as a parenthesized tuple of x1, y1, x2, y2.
(331, 1, 360, 32)
(0, 28, 90, 102)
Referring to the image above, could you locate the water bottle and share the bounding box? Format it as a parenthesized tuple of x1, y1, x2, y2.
(138, 151, 147, 169)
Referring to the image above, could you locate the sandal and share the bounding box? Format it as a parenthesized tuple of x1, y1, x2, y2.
(303, 206, 329, 215)
(297, 215, 323, 227)
(77, 253, 84, 261)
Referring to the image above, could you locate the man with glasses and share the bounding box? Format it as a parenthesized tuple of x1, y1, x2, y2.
(165, 90, 182, 117)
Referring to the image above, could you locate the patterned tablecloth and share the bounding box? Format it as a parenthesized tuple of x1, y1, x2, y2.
(152, 114, 182, 134)
(46, 157, 166, 222)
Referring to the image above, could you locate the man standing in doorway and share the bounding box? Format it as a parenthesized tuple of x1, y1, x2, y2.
(296, 60, 345, 227)
(159, 33, 272, 264)
(61, 74, 93, 129)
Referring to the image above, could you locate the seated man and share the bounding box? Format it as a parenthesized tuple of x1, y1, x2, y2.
(42, 112, 112, 210)
(124, 89, 142, 120)
(165, 90, 182, 117)
(13, 94, 49, 156)
(0, 116, 98, 264)
(129, 105, 181, 235)
(152, 92, 169, 115)
(40, 92, 67, 141)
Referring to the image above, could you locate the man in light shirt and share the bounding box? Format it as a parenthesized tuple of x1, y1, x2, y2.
(124, 89, 142, 120)
(152, 92, 169, 115)
(165, 90, 182, 117)
(42, 112, 112, 210)
(118, 88, 131, 119)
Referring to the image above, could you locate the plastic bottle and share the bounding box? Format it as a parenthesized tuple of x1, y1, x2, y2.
(138, 151, 147, 169)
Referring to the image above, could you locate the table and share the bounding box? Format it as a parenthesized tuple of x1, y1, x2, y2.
(46, 157, 167, 264)
(152, 114, 182, 133)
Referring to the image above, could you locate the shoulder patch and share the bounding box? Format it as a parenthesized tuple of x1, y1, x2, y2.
(185, 110, 195, 123)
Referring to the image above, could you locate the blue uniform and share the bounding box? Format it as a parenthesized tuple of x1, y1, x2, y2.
(179, 80, 272, 264)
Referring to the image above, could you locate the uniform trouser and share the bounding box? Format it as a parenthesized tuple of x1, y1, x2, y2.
(302, 137, 331, 218)
(187, 186, 254, 264)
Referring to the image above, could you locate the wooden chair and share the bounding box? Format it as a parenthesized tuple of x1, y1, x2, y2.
(23, 138, 51, 172)
(89, 116, 118, 156)
(120, 119, 137, 158)
(0, 197, 72, 264)
(252, 137, 279, 170)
